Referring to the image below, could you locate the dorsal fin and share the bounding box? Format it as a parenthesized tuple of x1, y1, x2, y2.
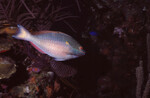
(33, 30, 60, 35)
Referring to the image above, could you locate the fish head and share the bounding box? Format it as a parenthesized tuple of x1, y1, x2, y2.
(61, 39, 85, 60)
(76, 46, 85, 56)
(78, 46, 85, 54)
(54, 46, 85, 61)
(70, 46, 85, 57)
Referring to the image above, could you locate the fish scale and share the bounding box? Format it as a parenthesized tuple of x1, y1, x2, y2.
(50, 59, 77, 77)
(13, 25, 85, 61)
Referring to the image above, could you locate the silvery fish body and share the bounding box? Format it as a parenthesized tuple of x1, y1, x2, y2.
(13, 25, 85, 61)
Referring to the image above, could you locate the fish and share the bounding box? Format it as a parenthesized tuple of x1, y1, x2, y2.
(0, 19, 17, 35)
(89, 31, 98, 36)
(0, 38, 13, 53)
(13, 25, 85, 61)
(27, 67, 40, 73)
(50, 59, 77, 77)
(0, 26, 17, 35)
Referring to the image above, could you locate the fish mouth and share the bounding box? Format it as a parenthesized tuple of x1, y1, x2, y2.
(77, 50, 85, 56)
(81, 49, 85, 54)
(69, 50, 85, 57)
(81, 51, 85, 56)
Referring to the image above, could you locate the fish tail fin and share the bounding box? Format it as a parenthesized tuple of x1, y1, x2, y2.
(12, 25, 31, 41)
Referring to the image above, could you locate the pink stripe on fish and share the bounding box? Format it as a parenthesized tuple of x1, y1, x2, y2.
(30, 42, 45, 54)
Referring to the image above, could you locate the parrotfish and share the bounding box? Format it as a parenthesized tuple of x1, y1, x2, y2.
(13, 25, 85, 61)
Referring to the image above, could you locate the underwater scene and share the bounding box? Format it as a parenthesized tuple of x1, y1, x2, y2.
(0, 0, 150, 98)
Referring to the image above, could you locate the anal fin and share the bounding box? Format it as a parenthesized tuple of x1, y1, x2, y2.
(54, 58, 65, 61)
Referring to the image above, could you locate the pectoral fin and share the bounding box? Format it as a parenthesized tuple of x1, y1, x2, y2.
(54, 58, 65, 61)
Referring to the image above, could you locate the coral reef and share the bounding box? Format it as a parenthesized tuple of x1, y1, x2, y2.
(0, 0, 150, 98)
